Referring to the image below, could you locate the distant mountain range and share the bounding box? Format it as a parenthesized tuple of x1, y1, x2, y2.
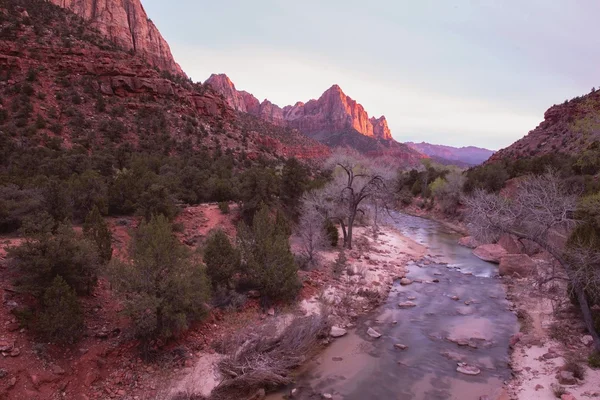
(406, 142, 495, 166)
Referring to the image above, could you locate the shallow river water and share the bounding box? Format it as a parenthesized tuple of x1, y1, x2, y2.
(270, 213, 517, 400)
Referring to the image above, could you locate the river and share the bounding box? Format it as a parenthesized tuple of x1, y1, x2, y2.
(269, 212, 517, 400)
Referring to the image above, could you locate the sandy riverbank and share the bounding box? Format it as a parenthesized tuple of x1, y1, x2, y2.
(502, 268, 600, 399)
(166, 224, 426, 398)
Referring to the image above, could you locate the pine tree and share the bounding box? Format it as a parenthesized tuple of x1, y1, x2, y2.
(38, 276, 84, 344)
(83, 205, 113, 264)
(204, 229, 240, 288)
(239, 205, 300, 303)
(107, 215, 210, 341)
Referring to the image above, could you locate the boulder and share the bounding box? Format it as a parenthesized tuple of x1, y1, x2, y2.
(394, 343, 408, 350)
(400, 278, 412, 286)
(499, 254, 536, 277)
(498, 234, 525, 254)
(561, 394, 577, 400)
(473, 244, 508, 263)
(458, 236, 479, 249)
(330, 326, 347, 338)
(456, 363, 481, 375)
(367, 327, 382, 338)
(557, 370, 577, 385)
(581, 335, 594, 346)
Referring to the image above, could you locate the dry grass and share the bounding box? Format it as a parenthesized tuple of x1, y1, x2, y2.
(211, 315, 330, 400)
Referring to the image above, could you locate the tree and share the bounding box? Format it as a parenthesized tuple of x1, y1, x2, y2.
(310, 149, 392, 249)
(106, 215, 210, 342)
(238, 205, 300, 303)
(295, 197, 326, 267)
(83, 205, 113, 264)
(9, 224, 100, 296)
(429, 171, 466, 215)
(465, 172, 600, 351)
(280, 157, 309, 220)
(203, 229, 241, 288)
(137, 183, 178, 221)
(239, 167, 280, 224)
(69, 170, 108, 220)
(37, 276, 84, 344)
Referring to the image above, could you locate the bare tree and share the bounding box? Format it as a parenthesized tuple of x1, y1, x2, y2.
(314, 149, 393, 249)
(295, 198, 326, 266)
(464, 172, 600, 351)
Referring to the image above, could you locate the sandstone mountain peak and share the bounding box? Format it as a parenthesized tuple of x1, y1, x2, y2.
(205, 75, 395, 141)
(49, 0, 185, 76)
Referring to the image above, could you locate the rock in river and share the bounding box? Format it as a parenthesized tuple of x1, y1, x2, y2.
(330, 326, 347, 338)
(457, 363, 481, 375)
(398, 301, 417, 308)
(367, 327, 382, 338)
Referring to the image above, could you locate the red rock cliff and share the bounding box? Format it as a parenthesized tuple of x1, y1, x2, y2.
(49, 0, 185, 76)
(206, 75, 396, 141)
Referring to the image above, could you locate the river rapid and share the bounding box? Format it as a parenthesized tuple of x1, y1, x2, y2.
(270, 212, 518, 400)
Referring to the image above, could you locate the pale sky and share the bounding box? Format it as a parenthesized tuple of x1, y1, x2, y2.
(143, 0, 600, 150)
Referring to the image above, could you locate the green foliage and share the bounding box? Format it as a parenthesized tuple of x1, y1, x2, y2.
(218, 201, 230, 214)
(107, 215, 210, 341)
(239, 167, 280, 224)
(464, 163, 509, 193)
(589, 352, 600, 369)
(203, 229, 240, 288)
(69, 170, 108, 220)
(137, 183, 178, 222)
(9, 224, 100, 296)
(37, 276, 84, 344)
(323, 219, 339, 247)
(239, 205, 300, 303)
(83, 206, 113, 264)
(280, 158, 309, 220)
(0, 185, 42, 233)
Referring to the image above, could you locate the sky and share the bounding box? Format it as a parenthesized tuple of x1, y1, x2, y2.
(143, 0, 600, 150)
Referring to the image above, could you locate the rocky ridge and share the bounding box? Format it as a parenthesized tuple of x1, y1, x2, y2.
(206, 74, 393, 140)
(489, 89, 600, 163)
(49, 0, 186, 76)
(406, 142, 495, 166)
(0, 0, 329, 161)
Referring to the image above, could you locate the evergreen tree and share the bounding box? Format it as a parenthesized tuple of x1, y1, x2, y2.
(239, 205, 300, 303)
(280, 157, 309, 220)
(83, 205, 113, 264)
(38, 276, 84, 344)
(107, 215, 210, 341)
(9, 224, 100, 296)
(203, 229, 240, 288)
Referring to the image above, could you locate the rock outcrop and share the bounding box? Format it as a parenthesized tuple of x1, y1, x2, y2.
(489, 89, 600, 163)
(49, 0, 185, 76)
(472, 244, 508, 264)
(499, 254, 536, 277)
(205, 74, 425, 164)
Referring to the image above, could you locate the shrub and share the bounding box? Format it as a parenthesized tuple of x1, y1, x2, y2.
(333, 250, 347, 277)
(324, 219, 339, 247)
(106, 215, 210, 342)
(9, 224, 100, 296)
(69, 170, 108, 220)
(238, 205, 300, 304)
(203, 229, 240, 289)
(137, 183, 178, 222)
(218, 201, 230, 214)
(37, 276, 84, 344)
(563, 359, 586, 380)
(83, 206, 113, 264)
(589, 352, 600, 369)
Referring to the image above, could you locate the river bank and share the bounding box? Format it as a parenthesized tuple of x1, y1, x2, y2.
(166, 223, 427, 399)
(263, 213, 517, 400)
(502, 273, 600, 400)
